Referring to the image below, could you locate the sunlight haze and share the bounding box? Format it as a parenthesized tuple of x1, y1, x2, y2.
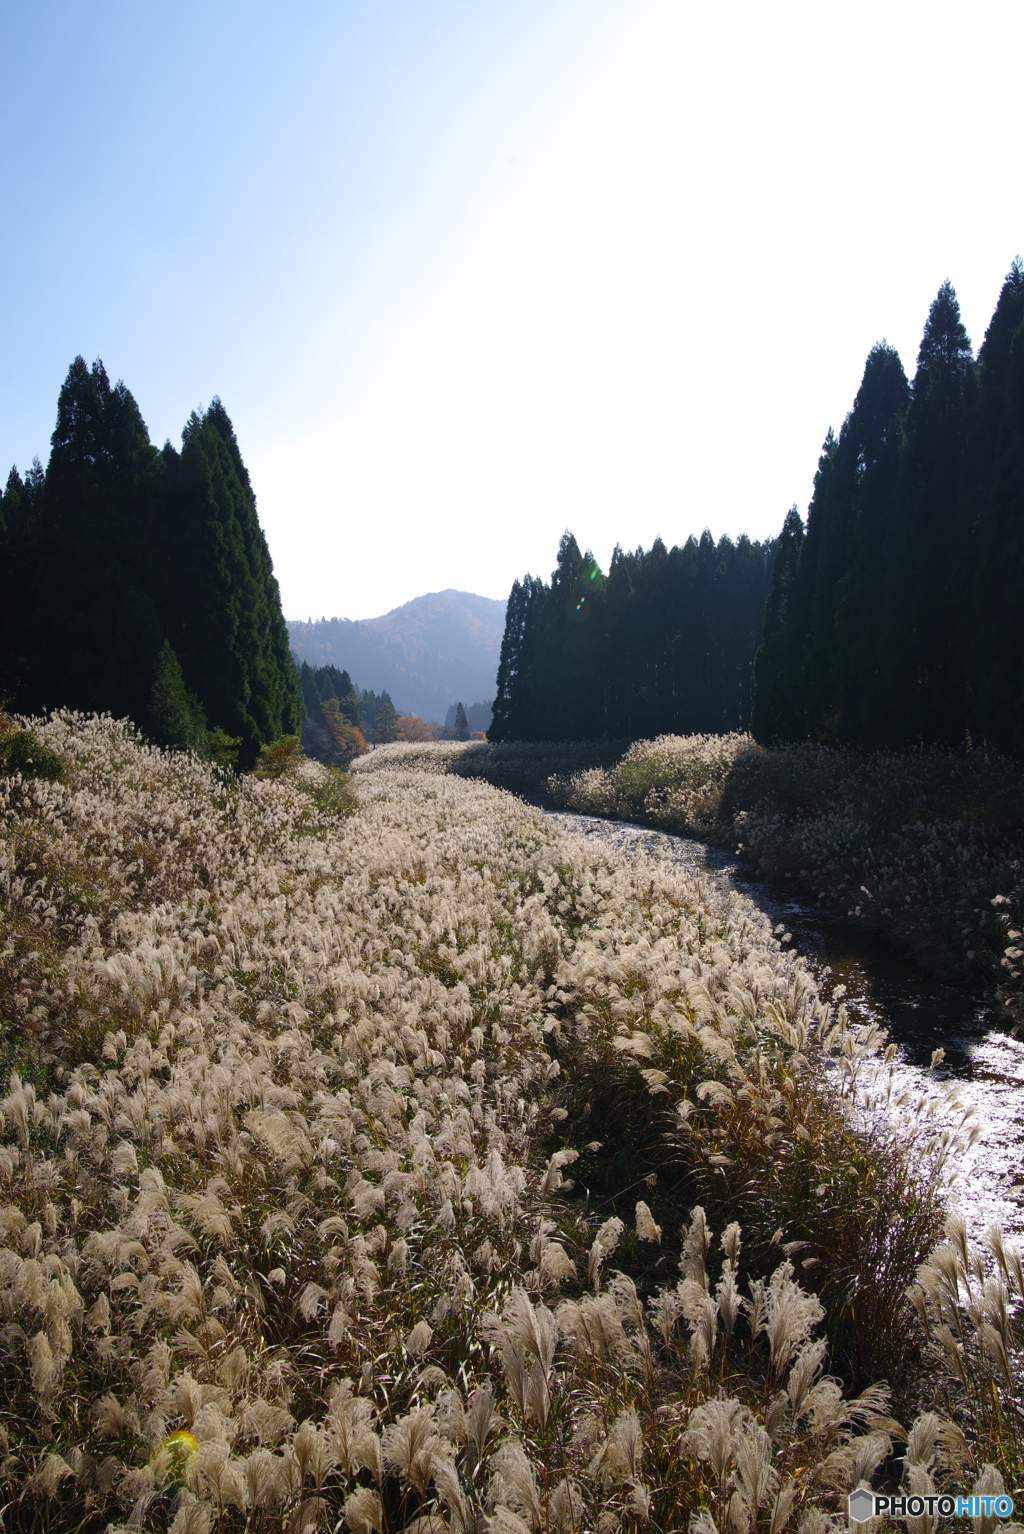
(2, 0, 1021, 618)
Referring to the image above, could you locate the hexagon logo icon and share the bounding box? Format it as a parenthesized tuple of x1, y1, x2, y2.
(848, 1488, 876, 1523)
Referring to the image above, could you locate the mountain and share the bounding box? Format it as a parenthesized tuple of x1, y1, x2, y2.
(287, 589, 506, 723)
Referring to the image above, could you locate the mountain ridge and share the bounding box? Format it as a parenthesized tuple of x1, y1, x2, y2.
(287, 589, 506, 723)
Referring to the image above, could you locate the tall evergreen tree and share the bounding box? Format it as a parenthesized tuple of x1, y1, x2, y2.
(751, 509, 805, 742)
(749, 279, 1024, 754)
(373, 693, 399, 743)
(493, 529, 773, 742)
(298, 660, 363, 762)
(0, 359, 299, 767)
(0, 472, 12, 697)
(25, 358, 164, 721)
(526, 533, 602, 738)
(0, 464, 44, 706)
(831, 343, 910, 744)
(886, 281, 976, 744)
(970, 259, 1024, 751)
(490, 576, 544, 740)
(148, 640, 207, 751)
(166, 400, 300, 765)
(786, 429, 840, 738)
(726, 534, 777, 730)
(776, 344, 911, 745)
(600, 545, 638, 736)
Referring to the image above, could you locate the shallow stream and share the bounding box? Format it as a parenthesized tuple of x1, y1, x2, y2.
(546, 809, 1024, 1243)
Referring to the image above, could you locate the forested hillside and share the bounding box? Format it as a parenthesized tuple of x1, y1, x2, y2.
(288, 590, 505, 724)
(0, 358, 299, 767)
(491, 530, 774, 741)
(754, 263, 1024, 750)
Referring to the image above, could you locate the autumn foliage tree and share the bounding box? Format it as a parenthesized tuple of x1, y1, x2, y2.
(396, 715, 435, 741)
(321, 699, 368, 766)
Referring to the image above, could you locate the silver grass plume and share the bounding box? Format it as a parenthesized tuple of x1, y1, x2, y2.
(971, 1465, 1007, 1534)
(588, 1216, 624, 1289)
(168, 1491, 214, 1534)
(732, 1420, 778, 1519)
(550, 1477, 584, 1533)
(465, 1380, 499, 1470)
(31, 1452, 75, 1497)
(489, 1438, 542, 1529)
(382, 1407, 442, 1494)
(344, 1486, 383, 1534)
(405, 1320, 434, 1357)
(635, 1200, 661, 1244)
(689, 1511, 721, 1534)
(588, 1407, 643, 1489)
(763, 1263, 823, 1378)
(432, 1453, 472, 1534)
(680, 1398, 748, 1489)
(680, 1206, 711, 1287)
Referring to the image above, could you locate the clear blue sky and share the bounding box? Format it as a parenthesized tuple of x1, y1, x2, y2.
(3, 1, 1022, 619)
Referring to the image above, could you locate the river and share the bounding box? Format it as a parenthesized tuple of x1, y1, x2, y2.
(546, 809, 1024, 1243)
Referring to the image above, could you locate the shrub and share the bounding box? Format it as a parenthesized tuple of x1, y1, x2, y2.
(205, 724, 242, 770)
(0, 726, 65, 782)
(305, 765, 358, 819)
(253, 732, 306, 778)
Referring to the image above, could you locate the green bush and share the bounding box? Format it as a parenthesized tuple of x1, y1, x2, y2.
(253, 733, 305, 778)
(204, 724, 242, 770)
(306, 766, 358, 818)
(0, 727, 65, 781)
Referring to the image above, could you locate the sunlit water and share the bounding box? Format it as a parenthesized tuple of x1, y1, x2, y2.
(546, 810, 1024, 1242)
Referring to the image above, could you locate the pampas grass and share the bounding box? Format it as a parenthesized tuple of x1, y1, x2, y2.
(0, 713, 1017, 1532)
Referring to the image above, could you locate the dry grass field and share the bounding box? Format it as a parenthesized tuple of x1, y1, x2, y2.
(0, 717, 1019, 1532)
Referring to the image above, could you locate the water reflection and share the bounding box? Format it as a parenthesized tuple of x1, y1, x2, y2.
(547, 811, 1024, 1240)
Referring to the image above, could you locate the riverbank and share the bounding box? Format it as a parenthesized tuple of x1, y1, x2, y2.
(548, 734, 1024, 1021)
(357, 736, 626, 794)
(544, 807, 1024, 1239)
(355, 736, 1024, 1023)
(2, 713, 1006, 1531)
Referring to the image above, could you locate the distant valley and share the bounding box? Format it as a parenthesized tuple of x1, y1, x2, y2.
(287, 589, 506, 723)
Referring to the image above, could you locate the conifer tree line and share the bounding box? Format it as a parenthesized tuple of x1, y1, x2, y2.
(357, 687, 400, 744)
(0, 357, 300, 767)
(753, 263, 1024, 752)
(490, 529, 774, 741)
(442, 700, 492, 735)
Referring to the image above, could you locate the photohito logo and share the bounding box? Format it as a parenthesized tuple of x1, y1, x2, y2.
(848, 1489, 1015, 1523)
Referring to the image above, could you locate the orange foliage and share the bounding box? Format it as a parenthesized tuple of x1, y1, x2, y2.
(322, 701, 370, 766)
(395, 715, 435, 742)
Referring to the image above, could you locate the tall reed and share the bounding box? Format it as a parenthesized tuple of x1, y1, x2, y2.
(0, 714, 1015, 1532)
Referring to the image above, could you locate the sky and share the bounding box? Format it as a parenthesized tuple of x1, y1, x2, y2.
(2, 1, 1022, 621)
